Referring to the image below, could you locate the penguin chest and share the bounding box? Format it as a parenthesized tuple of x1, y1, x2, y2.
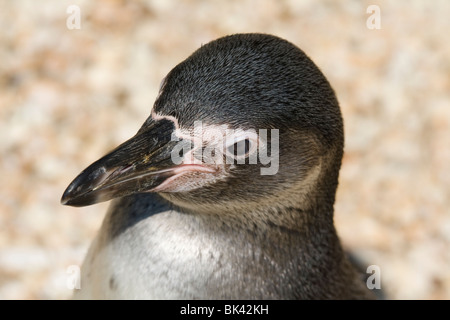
(73, 212, 229, 299)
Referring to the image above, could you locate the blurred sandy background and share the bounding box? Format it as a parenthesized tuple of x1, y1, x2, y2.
(0, 0, 449, 299)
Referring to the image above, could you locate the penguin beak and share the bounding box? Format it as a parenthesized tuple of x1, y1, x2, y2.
(61, 118, 212, 207)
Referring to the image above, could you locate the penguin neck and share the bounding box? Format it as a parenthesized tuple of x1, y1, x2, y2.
(173, 198, 343, 258)
(161, 191, 348, 271)
(173, 204, 358, 299)
(162, 190, 336, 232)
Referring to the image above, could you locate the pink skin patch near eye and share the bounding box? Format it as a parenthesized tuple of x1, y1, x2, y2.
(150, 111, 226, 192)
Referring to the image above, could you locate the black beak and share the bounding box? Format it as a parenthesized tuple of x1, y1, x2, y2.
(61, 118, 183, 207)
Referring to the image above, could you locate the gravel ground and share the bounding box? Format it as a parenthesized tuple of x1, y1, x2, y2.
(0, 0, 449, 299)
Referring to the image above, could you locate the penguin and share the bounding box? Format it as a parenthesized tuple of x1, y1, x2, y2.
(61, 33, 375, 299)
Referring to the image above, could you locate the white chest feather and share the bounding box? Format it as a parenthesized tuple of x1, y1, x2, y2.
(73, 211, 229, 299)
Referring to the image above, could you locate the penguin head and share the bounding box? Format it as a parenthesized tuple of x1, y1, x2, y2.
(62, 34, 343, 217)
